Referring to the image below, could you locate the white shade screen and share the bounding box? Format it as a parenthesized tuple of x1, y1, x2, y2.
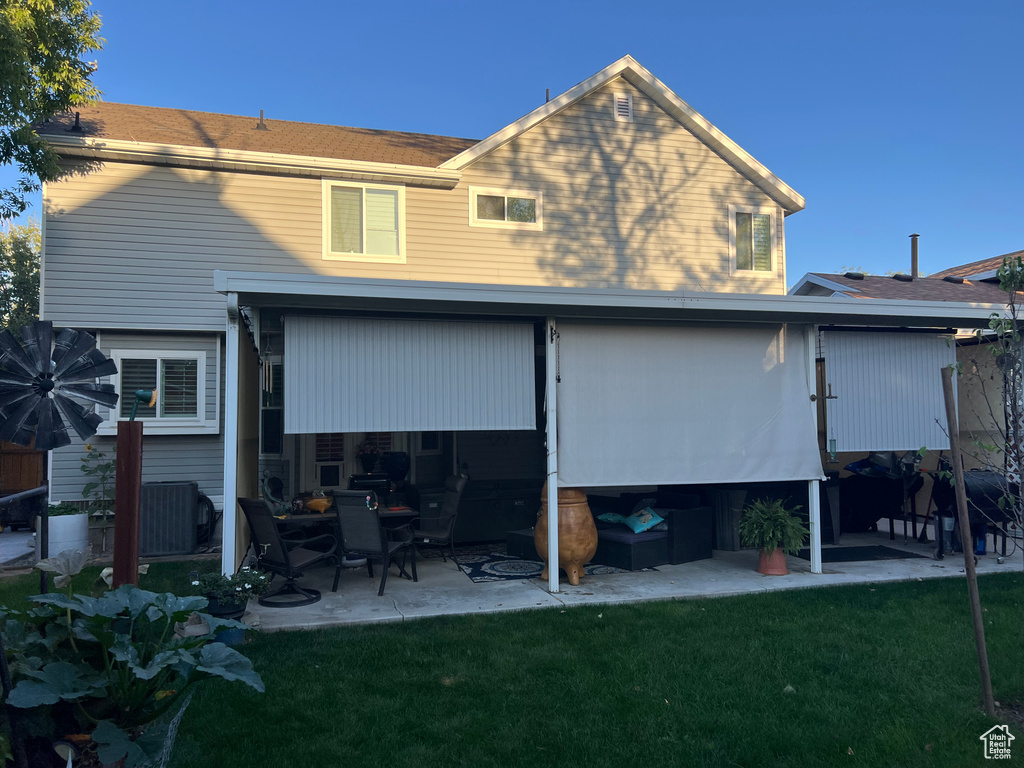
(556, 323, 823, 487)
(284, 316, 536, 433)
(823, 331, 954, 452)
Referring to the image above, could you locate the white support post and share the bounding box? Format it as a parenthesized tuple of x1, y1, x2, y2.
(805, 325, 823, 574)
(221, 294, 240, 576)
(808, 479, 822, 574)
(545, 317, 560, 594)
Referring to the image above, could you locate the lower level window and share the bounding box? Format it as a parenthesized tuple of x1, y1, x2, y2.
(106, 350, 210, 433)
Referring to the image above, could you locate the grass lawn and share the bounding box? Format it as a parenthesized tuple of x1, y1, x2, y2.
(2, 566, 1022, 766)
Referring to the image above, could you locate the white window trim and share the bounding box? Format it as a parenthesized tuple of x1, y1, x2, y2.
(97, 346, 220, 436)
(728, 204, 779, 278)
(469, 187, 543, 231)
(322, 179, 407, 264)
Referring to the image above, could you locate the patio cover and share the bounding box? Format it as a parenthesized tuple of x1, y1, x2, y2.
(555, 322, 823, 486)
(283, 315, 535, 433)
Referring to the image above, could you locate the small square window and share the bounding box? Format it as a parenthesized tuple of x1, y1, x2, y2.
(469, 187, 543, 230)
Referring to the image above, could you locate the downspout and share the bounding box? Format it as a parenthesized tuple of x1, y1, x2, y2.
(804, 325, 823, 574)
(221, 293, 240, 576)
(545, 317, 560, 593)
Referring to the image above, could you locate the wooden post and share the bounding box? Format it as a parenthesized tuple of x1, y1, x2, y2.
(941, 367, 996, 717)
(112, 421, 143, 588)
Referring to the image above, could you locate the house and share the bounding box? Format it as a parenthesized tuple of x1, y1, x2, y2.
(791, 251, 1022, 528)
(37, 56, 1005, 587)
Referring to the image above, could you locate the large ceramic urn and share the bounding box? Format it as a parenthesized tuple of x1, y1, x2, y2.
(535, 481, 598, 586)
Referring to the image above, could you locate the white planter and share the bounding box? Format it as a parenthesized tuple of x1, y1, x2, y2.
(35, 514, 90, 561)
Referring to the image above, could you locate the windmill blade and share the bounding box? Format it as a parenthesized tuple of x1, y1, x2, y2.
(0, 329, 38, 378)
(53, 394, 103, 440)
(59, 350, 118, 383)
(33, 398, 70, 451)
(52, 328, 99, 379)
(0, 386, 39, 409)
(20, 321, 53, 375)
(0, 394, 42, 445)
(58, 381, 119, 408)
(0, 371, 36, 387)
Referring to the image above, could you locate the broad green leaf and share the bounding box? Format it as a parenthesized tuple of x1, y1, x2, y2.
(7, 661, 104, 707)
(197, 644, 265, 692)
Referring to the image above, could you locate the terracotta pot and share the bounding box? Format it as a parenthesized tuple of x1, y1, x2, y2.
(535, 482, 598, 586)
(756, 548, 789, 575)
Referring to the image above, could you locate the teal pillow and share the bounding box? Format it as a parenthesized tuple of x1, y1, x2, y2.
(597, 512, 627, 525)
(623, 507, 664, 533)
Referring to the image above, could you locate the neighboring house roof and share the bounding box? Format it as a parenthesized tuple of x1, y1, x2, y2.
(790, 272, 1012, 303)
(930, 249, 1024, 280)
(36, 102, 478, 168)
(440, 55, 806, 215)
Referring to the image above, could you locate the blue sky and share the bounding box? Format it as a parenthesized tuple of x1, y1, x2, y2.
(6, 0, 1023, 282)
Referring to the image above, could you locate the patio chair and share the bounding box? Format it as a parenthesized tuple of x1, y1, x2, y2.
(238, 498, 341, 607)
(414, 474, 467, 562)
(334, 490, 417, 596)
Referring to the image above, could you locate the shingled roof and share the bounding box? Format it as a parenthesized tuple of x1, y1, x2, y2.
(930, 249, 1024, 279)
(37, 102, 479, 168)
(800, 272, 1013, 303)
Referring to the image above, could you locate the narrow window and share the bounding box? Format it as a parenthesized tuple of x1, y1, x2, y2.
(732, 208, 774, 274)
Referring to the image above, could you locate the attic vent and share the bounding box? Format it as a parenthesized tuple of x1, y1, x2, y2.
(613, 92, 633, 123)
(844, 272, 865, 280)
(892, 273, 913, 282)
(943, 275, 965, 284)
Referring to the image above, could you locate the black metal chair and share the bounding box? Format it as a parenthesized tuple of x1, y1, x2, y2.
(334, 490, 417, 596)
(414, 474, 467, 562)
(238, 497, 341, 607)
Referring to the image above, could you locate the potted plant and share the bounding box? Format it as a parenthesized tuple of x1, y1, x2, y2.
(35, 501, 90, 562)
(191, 565, 272, 619)
(738, 498, 808, 575)
(356, 440, 381, 473)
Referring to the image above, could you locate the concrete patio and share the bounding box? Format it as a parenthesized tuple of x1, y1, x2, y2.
(248, 521, 1024, 633)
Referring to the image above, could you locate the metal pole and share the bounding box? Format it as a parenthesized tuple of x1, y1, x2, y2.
(222, 294, 240, 576)
(805, 325, 823, 573)
(545, 317, 559, 594)
(941, 366, 995, 717)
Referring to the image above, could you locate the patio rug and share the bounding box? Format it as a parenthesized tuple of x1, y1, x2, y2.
(795, 545, 926, 563)
(453, 546, 653, 583)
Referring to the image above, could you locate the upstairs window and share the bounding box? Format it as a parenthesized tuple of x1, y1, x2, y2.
(730, 205, 776, 275)
(469, 187, 543, 230)
(323, 180, 405, 263)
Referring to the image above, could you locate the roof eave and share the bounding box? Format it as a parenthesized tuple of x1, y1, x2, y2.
(45, 134, 463, 189)
(789, 274, 861, 296)
(439, 55, 805, 214)
(214, 270, 1003, 328)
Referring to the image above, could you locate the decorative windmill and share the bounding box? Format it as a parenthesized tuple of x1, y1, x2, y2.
(0, 321, 118, 450)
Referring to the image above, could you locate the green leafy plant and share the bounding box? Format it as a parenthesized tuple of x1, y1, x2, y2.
(191, 565, 272, 603)
(0, 573, 263, 767)
(81, 442, 115, 550)
(738, 498, 808, 555)
(46, 501, 84, 517)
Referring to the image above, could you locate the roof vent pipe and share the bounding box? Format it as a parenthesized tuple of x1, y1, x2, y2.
(68, 112, 82, 132)
(255, 109, 269, 131)
(909, 233, 920, 279)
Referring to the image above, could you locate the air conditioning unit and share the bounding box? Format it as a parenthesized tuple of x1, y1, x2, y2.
(140, 481, 198, 556)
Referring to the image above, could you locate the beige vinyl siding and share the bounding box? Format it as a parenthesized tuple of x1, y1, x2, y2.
(43, 77, 788, 331)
